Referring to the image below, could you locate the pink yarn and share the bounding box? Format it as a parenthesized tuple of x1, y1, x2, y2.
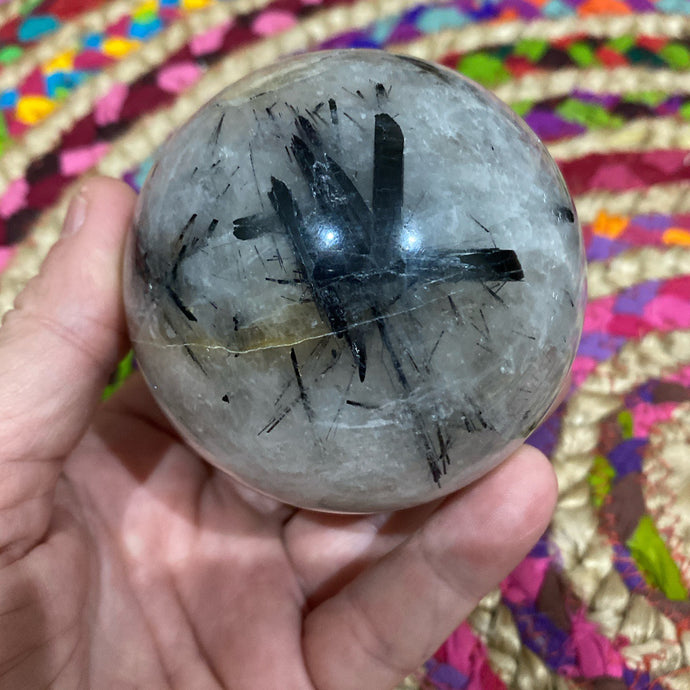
(583, 295, 616, 332)
(565, 610, 625, 678)
(252, 9, 297, 35)
(588, 163, 644, 191)
(660, 275, 690, 296)
(0, 246, 16, 272)
(435, 623, 506, 689)
(631, 401, 677, 437)
(190, 21, 232, 56)
(641, 150, 688, 176)
(94, 83, 129, 126)
(643, 294, 690, 330)
(60, 143, 110, 176)
(0, 178, 29, 219)
(571, 356, 598, 386)
(501, 556, 551, 605)
(607, 313, 652, 338)
(157, 62, 203, 94)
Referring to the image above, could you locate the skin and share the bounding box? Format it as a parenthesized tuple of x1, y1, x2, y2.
(0, 177, 558, 689)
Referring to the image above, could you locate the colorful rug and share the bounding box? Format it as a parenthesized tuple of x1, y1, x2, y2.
(1, 0, 690, 687)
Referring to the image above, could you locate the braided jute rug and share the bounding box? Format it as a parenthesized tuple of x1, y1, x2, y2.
(2, 0, 690, 687)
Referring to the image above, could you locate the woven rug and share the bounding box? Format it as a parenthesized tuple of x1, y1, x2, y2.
(1, 0, 690, 687)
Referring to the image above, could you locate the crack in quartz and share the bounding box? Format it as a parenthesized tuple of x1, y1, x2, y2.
(132, 82, 531, 489)
(123, 50, 585, 511)
(133, 275, 525, 355)
(226, 107, 524, 385)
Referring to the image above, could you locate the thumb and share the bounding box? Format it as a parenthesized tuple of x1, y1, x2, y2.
(0, 176, 136, 563)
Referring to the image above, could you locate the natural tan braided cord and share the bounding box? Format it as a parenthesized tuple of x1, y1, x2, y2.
(470, 342, 690, 685)
(470, 599, 576, 689)
(493, 67, 690, 104)
(467, 589, 579, 688)
(548, 118, 690, 161)
(576, 182, 690, 224)
(3, 9, 690, 198)
(4, 54, 689, 294)
(588, 246, 690, 300)
(470, 434, 690, 685)
(0, 0, 24, 27)
(0, 0, 283, 193)
(0, 0, 423, 194)
(7, 62, 686, 202)
(467, 250, 690, 688)
(92, 0, 426, 178)
(0, 0, 137, 93)
(2, 3, 690, 681)
(391, 12, 690, 59)
(644, 406, 690, 586)
(0, 0, 434, 316)
(550, 329, 690, 678)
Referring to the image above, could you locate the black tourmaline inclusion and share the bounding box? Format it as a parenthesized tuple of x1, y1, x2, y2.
(233, 106, 523, 388)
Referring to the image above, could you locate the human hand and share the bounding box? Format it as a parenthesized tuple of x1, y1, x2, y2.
(0, 176, 557, 689)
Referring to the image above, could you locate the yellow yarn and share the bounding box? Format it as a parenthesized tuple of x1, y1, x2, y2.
(41, 49, 76, 73)
(15, 96, 58, 125)
(0, 0, 136, 93)
(102, 36, 142, 59)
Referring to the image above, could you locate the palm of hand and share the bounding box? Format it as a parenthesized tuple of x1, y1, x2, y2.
(16, 376, 448, 689)
(0, 178, 556, 690)
(57, 376, 317, 689)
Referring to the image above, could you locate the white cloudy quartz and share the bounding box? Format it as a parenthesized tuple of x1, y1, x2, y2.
(123, 49, 586, 513)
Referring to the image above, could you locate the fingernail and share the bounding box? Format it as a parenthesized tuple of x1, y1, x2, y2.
(62, 190, 88, 238)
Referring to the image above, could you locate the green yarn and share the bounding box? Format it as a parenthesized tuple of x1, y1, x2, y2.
(568, 41, 596, 67)
(556, 98, 624, 129)
(20, 0, 45, 16)
(515, 38, 549, 62)
(511, 99, 534, 117)
(134, 8, 158, 24)
(102, 351, 135, 400)
(617, 410, 634, 439)
(54, 86, 71, 101)
(628, 515, 688, 601)
(0, 45, 23, 64)
(606, 35, 635, 53)
(624, 90, 669, 107)
(660, 43, 690, 69)
(457, 52, 510, 87)
(588, 455, 616, 507)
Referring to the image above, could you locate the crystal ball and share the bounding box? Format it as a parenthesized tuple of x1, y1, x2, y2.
(124, 50, 585, 513)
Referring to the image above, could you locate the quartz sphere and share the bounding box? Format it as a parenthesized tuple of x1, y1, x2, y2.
(124, 50, 585, 513)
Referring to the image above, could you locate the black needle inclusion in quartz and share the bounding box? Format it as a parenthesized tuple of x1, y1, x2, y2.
(233, 105, 524, 385)
(231, 98, 525, 485)
(124, 50, 587, 512)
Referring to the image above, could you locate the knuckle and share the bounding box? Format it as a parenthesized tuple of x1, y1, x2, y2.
(342, 588, 411, 677)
